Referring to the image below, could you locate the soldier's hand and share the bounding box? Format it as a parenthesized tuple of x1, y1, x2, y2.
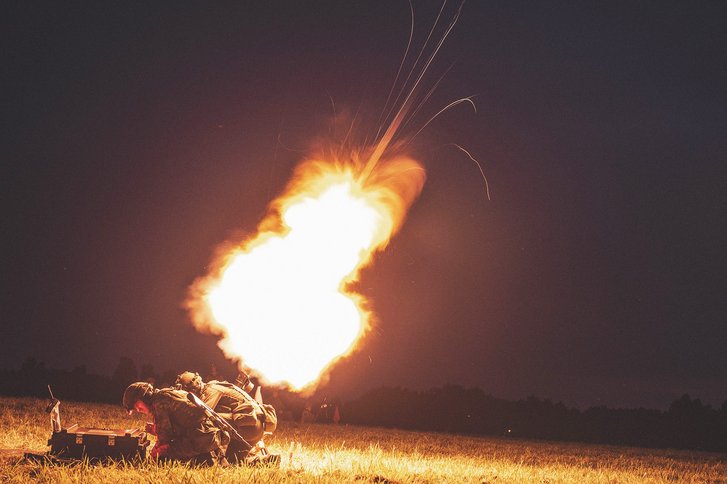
(150, 443, 169, 459)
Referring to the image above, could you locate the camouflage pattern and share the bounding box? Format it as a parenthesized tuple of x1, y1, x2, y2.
(201, 381, 276, 443)
(149, 388, 230, 462)
(200, 381, 277, 462)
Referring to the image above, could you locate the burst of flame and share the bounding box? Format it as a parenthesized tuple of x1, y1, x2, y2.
(186, 153, 425, 391)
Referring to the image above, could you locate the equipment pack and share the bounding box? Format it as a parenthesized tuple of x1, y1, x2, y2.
(48, 425, 149, 461)
(41, 386, 149, 462)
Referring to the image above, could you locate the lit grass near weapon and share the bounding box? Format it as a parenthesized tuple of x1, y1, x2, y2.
(2, 397, 726, 483)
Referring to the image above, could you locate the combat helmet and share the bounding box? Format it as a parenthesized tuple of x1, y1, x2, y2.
(122, 382, 154, 412)
(175, 371, 203, 395)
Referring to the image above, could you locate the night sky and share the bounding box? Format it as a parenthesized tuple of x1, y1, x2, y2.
(3, 1, 726, 410)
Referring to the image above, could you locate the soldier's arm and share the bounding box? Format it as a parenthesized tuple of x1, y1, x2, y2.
(152, 403, 174, 445)
(153, 400, 200, 459)
(165, 419, 227, 460)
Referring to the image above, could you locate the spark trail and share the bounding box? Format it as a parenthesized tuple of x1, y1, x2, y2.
(185, 1, 474, 391)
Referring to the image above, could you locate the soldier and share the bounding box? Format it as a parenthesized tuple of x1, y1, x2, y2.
(122, 382, 230, 465)
(175, 371, 278, 464)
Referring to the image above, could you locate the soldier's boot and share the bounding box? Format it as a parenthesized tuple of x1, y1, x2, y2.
(244, 452, 281, 467)
(236, 439, 280, 467)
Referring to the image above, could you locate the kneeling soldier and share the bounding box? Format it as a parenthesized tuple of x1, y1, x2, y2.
(122, 382, 230, 465)
(175, 371, 278, 464)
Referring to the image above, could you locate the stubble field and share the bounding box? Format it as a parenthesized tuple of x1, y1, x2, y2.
(0, 396, 725, 483)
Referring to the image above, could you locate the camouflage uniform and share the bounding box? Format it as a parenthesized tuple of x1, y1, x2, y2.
(149, 388, 230, 464)
(199, 380, 277, 462)
(175, 372, 277, 463)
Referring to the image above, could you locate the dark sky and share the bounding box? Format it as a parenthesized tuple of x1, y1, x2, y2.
(3, 1, 726, 410)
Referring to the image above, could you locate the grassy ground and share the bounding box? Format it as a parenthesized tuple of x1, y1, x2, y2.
(0, 396, 725, 483)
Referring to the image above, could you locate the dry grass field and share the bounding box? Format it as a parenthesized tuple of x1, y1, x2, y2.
(0, 396, 725, 483)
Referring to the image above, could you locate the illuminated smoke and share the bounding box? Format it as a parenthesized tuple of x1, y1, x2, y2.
(185, 1, 474, 391)
(186, 152, 425, 390)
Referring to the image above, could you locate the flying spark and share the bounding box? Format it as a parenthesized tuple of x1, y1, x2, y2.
(185, 1, 477, 391)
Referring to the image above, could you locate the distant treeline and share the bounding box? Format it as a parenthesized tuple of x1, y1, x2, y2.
(2, 358, 725, 452)
(344, 386, 727, 452)
(0, 357, 190, 404)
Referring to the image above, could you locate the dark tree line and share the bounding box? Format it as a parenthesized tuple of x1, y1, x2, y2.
(343, 385, 727, 452)
(0, 357, 184, 403)
(2, 359, 725, 452)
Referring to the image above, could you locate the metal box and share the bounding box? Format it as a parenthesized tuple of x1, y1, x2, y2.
(48, 424, 149, 461)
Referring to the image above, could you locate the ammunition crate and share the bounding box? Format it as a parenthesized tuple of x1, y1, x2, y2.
(48, 424, 149, 461)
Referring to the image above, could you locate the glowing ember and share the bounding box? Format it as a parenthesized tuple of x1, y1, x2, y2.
(186, 155, 425, 390)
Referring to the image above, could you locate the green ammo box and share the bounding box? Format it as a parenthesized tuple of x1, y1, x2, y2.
(48, 424, 150, 461)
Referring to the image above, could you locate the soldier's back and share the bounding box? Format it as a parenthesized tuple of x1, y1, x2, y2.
(152, 389, 205, 430)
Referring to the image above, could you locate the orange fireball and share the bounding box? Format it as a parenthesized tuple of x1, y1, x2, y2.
(186, 153, 425, 391)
